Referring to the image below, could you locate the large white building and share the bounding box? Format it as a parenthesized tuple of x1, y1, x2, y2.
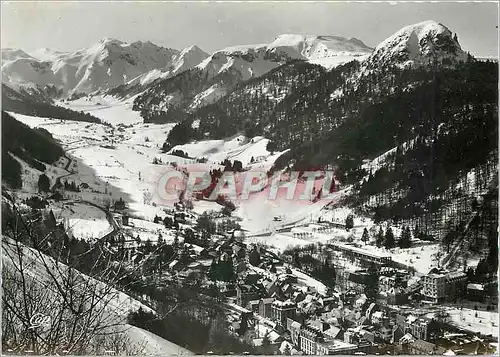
(421, 269, 467, 303)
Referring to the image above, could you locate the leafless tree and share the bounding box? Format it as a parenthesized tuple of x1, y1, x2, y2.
(1, 197, 145, 355)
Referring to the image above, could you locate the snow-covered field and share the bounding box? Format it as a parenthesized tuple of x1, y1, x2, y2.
(246, 232, 320, 252)
(125, 324, 194, 355)
(10, 102, 300, 234)
(11, 101, 444, 276)
(52, 201, 113, 240)
(246, 203, 442, 276)
(58, 95, 144, 126)
(172, 135, 276, 167)
(2, 237, 192, 355)
(123, 217, 177, 243)
(309, 53, 370, 70)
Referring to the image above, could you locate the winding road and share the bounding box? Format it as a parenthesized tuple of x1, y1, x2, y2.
(50, 153, 121, 243)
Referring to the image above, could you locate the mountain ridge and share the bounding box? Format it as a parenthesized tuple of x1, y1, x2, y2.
(363, 20, 467, 71)
(2, 21, 473, 119)
(1, 38, 207, 97)
(132, 32, 375, 118)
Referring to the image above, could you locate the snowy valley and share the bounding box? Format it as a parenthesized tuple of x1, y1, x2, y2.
(1, 17, 498, 356)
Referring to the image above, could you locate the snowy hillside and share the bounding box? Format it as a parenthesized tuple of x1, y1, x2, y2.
(133, 33, 372, 116)
(2, 236, 193, 355)
(268, 34, 372, 69)
(128, 45, 209, 87)
(30, 48, 68, 62)
(1, 38, 205, 96)
(1, 48, 35, 64)
(363, 20, 467, 70)
(199, 34, 373, 78)
(58, 94, 144, 125)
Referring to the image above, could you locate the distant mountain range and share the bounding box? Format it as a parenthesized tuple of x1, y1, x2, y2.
(2, 21, 474, 113)
(1, 39, 209, 96)
(2, 30, 375, 99)
(130, 21, 471, 121)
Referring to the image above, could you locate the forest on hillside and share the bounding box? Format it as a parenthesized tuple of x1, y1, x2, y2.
(1, 111, 65, 189)
(157, 58, 498, 246)
(2, 84, 103, 124)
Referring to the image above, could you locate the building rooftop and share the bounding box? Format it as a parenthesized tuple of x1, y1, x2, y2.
(187, 261, 202, 268)
(406, 315, 418, 324)
(168, 259, 179, 268)
(273, 299, 296, 308)
(260, 297, 275, 304)
(324, 326, 341, 339)
(317, 338, 357, 352)
(331, 242, 392, 259)
(400, 333, 416, 344)
(426, 267, 447, 277)
(410, 339, 446, 354)
(426, 272, 447, 278)
(300, 324, 323, 340)
(446, 271, 467, 280)
(291, 227, 313, 234)
(467, 283, 485, 291)
(186, 244, 205, 253)
(308, 223, 327, 229)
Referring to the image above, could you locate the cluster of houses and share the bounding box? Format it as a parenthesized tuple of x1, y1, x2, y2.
(215, 237, 496, 355)
(210, 240, 419, 354)
(231, 280, 496, 356)
(227, 274, 477, 356)
(325, 241, 478, 306)
(104, 204, 496, 355)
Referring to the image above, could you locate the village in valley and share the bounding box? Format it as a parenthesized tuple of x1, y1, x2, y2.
(109, 203, 498, 355)
(2, 7, 499, 354)
(4, 104, 498, 355)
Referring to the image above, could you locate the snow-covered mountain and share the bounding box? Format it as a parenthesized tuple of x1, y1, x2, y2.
(363, 20, 467, 71)
(265, 34, 373, 68)
(1, 38, 206, 97)
(30, 48, 69, 62)
(198, 34, 373, 79)
(2, 21, 470, 116)
(189, 20, 483, 166)
(127, 45, 209, 87)
(133, 34, 373, 115)
(1, 48, 35, 64)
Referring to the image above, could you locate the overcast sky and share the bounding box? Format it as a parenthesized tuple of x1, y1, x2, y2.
(1, 1, 498, 57)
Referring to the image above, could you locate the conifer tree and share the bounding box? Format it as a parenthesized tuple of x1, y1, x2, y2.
(384, 226, 395, 249)
(398, 226, 412, 248)
(38, 174, 50, 193)
(375, 227, 384, 248)
(345, 214, 354, 231)
(361, 228, 369, 244)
